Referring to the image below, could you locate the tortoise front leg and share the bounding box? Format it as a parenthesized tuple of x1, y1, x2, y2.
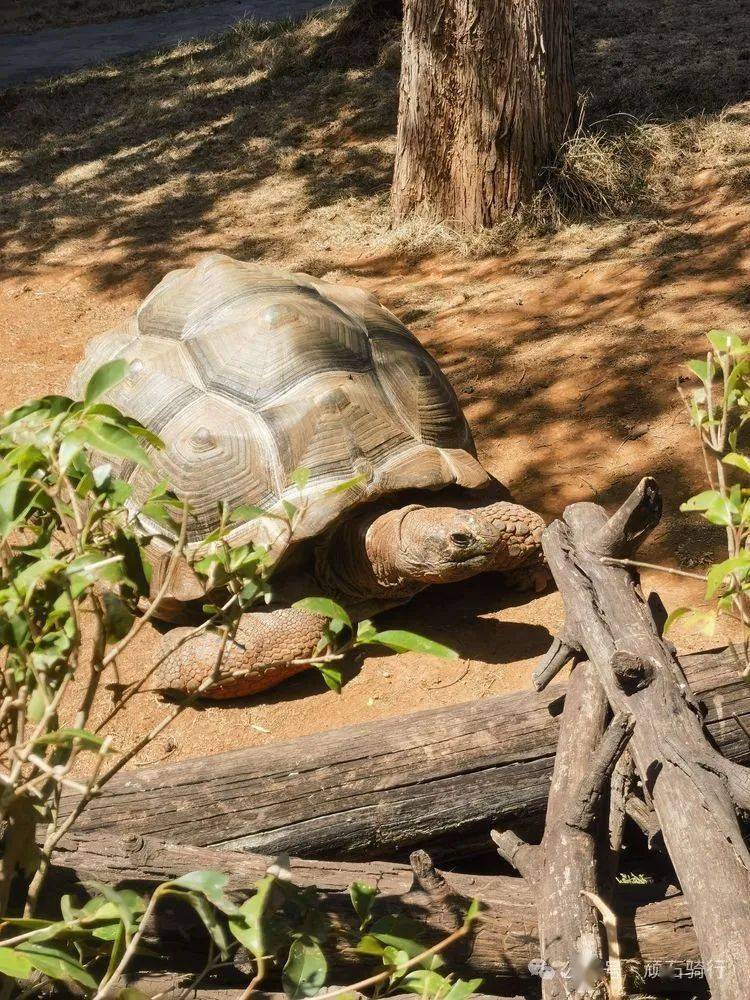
(153, 608, 328, 699)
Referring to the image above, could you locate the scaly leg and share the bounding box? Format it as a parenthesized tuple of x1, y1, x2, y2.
(153, 607, 327, 699)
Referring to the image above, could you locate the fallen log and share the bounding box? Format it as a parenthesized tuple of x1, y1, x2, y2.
(64, 645, 750, 860)
(494, 663, 633, 998)
(50, 834, 699, 982)
(130, 981, 522, 1000)
(540, 478, 750, 1000)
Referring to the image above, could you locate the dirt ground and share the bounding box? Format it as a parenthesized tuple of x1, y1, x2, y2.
(1, 0, 749, 764)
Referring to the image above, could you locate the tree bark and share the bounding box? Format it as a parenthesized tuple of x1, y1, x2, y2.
(542, 478, 750, 1000)
(391, 0, 575, 228)
(49, 835, 700, 983)
(494, 664, 633, 998)
(63, 646, 750, 861)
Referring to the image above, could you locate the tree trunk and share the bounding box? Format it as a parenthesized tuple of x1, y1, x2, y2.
(542, 478, 750, 1000)
(62, 646, 750, 861)
(391, 0, 575, 228)
(49, 835, 700, 984)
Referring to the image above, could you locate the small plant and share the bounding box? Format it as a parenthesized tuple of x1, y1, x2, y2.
(668, 330, 750, 643)
(0, 361, 458, 997)
(0, 859, 480, 999)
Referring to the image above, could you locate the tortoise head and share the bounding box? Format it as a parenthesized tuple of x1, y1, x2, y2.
(366, 501, 547, 590)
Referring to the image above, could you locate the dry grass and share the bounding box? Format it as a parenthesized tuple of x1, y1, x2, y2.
(2, 0, 216, 35)
(0, 0, 748, 284)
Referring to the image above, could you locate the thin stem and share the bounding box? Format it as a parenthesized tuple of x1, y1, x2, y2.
(92, 887, 164, 999)
(599, 556, 707, 581)
(315, 922, 475, 1000)
(25, 738, 112, 913)
(236, 955, 266, 1000)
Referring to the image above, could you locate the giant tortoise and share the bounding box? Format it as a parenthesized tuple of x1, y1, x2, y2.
(70, 254, 546, 698)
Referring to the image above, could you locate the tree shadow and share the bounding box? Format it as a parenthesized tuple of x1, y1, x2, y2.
(0, 8, 401, 293)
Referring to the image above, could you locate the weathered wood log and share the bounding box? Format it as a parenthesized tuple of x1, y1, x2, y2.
(49, 834, 700, 982)
(63, 645, 750, 861)
(542, 477, 750, 1000)
(130, 981, 522, 1000)
(608, 750, 635, 855)
(494, 664, 633, 998)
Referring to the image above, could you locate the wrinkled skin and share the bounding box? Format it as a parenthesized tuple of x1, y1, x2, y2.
(366, 501, 546, 588)
(154, 500, 546, 699)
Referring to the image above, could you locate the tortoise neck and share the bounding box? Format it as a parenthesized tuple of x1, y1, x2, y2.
(315, 505, 426, 607)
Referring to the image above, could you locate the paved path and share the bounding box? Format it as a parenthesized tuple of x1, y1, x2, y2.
(1, 0, 337, 88)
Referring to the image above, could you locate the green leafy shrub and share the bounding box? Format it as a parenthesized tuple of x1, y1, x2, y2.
(669, 330, 750, 642)
(0, 361, 459, 997)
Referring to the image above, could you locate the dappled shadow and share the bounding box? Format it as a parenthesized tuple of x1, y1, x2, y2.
(0, 7, 401, 292)
(2, 0, 748, 294)
(345, 162, 750, 565)
(1, 0, 749, 567)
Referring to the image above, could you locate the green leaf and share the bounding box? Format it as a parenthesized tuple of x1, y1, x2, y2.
(27, 687, 47, 724)
(17, 942, 97, 988)
(723, 453, 750, 476)
(680, 490, 723, 512)
(58, 431, 88, 474)
(293, 597, 351, 630)
(382, 944, 410, 970)
(33, 728, 106, 751)
(78, 419, 152, 469)
(103, 920, 126, 983)
(355, 620, 377, 645)
(685, 359, 713, 382)
(349, 882, 377, 929)
(282, 500, 298, 520)
(370, 915, 426, 958)
(229, 504, 270, 523)
(317, 664, 343, 694)
(103, 593, 134, 642)
(443, 977, 484, 1000)
(372, 630, 457, 659)
(463, 898, 480, 926)
(705, 553, 750, 599)
(81, 884, 145, 935)
(186, 891, 231, 955)
(14, 556, 64, 592)
(325, 473, 368, 496)
(704, 493, 740, 526)
(707, 329, 745, 355)
(282, 938, 327, 999)
(399, 969, 448, 996)
(169, 871, 238, 915)
(291, 467, 310, 491)
(228, 876, 275, 957)
(0, 470, 23, 536)
(84, 359, 129, 406)
(354, 933, 385, 957)
(0, 946, 33, 979)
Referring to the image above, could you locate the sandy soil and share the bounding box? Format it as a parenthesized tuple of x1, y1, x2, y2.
(1, 1, 748, 766)
(1, 162, 747, 764)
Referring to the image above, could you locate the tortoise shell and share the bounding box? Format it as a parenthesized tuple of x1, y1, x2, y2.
(69, 254, 489, 600)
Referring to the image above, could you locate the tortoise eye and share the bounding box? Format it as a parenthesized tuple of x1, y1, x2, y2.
(450, 531, 473, 547)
